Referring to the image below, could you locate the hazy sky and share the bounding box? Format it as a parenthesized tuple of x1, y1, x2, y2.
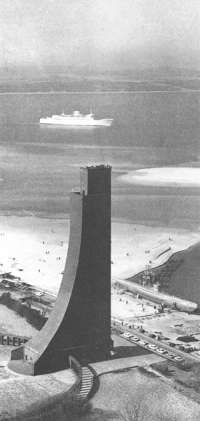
(0, 0, 199, 73)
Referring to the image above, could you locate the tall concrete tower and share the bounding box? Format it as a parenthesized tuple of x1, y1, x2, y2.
(9, 165, 112, 375)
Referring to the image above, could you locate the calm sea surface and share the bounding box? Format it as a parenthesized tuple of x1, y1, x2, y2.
(0, 91, 199, 228)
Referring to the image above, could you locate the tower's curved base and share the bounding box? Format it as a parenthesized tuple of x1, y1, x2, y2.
(9, 165, 112, 375)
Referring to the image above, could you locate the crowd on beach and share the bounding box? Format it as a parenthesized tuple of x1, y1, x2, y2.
(0, 217, 200, 295)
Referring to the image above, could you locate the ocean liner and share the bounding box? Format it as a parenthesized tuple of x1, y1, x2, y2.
(40, 110, 113, 127)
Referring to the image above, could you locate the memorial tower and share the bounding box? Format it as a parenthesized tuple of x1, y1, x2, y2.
(9, 165, 112, 375)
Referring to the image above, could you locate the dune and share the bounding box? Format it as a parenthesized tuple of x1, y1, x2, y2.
(165, 242, 200, 305)
(111, 222, 200, 281)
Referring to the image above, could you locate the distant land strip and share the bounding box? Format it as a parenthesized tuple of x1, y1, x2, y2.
(0, 89, 200, 95)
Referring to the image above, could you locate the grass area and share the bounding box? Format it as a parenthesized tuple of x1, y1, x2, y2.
(151, 360, 200, 397)
(89, 366, 200, 421)
(127, 252, 183, 292)
(0, 370, 77, 421)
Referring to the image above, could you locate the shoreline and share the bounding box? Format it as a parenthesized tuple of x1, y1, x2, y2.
(0, 215, 199, 295)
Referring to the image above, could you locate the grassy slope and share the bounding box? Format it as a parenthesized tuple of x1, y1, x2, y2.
(165, 243, 200, 305)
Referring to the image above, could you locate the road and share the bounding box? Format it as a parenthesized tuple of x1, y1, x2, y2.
(112, 319, 200, 365)
(116, 279, 198, 312)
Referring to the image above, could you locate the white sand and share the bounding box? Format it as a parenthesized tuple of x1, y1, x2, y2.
(0, 216, 199, 294)
(112, 288, 156, 320)
(119, 167, 200, 187)
(0, 216, 69, 294)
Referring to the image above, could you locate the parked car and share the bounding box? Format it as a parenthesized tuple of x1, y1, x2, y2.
(139, 340, 147, 346)
(156, 348, 167, 354)
(169, 342, 176, 347)
(130, 336, 139, 342)
(174, 356, 184, 362)
(121, 332, 132, 339)
(168, 354, 175, 359)
(147, 344, 157, 350)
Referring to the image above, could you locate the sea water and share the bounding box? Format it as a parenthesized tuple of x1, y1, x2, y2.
(0, 91, 199, 228)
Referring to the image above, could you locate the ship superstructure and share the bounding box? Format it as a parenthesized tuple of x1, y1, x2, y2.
(40, 110, 113, 127)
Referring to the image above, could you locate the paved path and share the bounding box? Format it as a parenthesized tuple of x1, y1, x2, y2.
(91, 353, 164, 375)
(51, 368, 76, 385)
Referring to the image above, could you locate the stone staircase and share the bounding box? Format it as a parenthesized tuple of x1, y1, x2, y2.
(75, 365, 94, 402)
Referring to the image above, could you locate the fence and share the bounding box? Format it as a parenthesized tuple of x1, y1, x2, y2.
(0, 333, 29, 346)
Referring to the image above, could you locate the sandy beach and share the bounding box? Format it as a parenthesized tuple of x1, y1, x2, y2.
(119, 167, 200, 187)
(111, 222, 200, 280)
(0, 215, 199, 295)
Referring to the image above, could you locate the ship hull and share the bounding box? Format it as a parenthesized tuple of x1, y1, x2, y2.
(40, 118, 113, 127)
